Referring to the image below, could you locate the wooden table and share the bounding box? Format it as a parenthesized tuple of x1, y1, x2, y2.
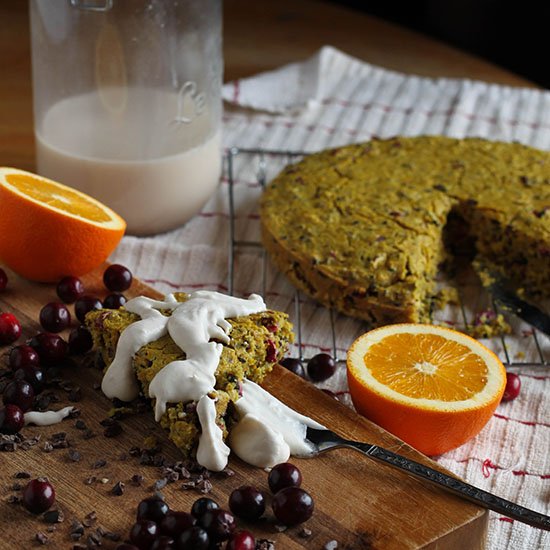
(0, 0, 535, 173)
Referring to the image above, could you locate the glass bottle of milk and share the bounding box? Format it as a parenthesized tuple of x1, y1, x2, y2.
(29, 0, 222, 236)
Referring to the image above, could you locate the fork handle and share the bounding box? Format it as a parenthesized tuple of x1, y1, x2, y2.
(351, 442, 550, 531)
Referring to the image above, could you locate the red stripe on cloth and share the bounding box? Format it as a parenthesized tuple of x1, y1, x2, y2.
(450, 456, 550, 479)
(232, 80, 240, 103)
(493, 413, 550, 429)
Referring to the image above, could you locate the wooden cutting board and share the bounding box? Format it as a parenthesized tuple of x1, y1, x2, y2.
(0, 264, 488, 549)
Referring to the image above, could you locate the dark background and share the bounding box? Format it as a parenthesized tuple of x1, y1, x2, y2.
(330, 0, 550, 88)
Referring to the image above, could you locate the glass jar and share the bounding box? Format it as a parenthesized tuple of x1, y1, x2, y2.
(30, 0, 223, 235)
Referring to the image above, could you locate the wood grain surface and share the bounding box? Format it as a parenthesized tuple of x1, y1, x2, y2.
(0, 264, 487, 549)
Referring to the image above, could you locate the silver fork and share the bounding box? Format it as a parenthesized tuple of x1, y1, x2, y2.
(305, 427, 550, 531)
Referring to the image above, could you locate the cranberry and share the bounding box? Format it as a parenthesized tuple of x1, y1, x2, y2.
(3, 379, 35, 411)
(22, 478, 55, 514)
(228, 486, 266, 521)
(74, 295, 103, 323)
(177, 526, 210, 550)
(307, 353, 336, 382)
(14, 366, 45, 392)
(159, 511, 196, 537)
(129, 519, 159, 550)
(272, 487, 314, 526)
(502, 372, 521, 402)
(9, 345, 40, 370)
(104, 264, 133, 292)
(0, 268, 7, 291)
(104, 292, 127, 309)
(198, 509, 236, 542)
(137, 496, 170, 522)
(0, 404, 25, 434)
(0, 312, 21, 345)
(226, 531, 255, 550)
(56, 276, 84, 303)
(28, 332, 68, 366)
(68, 326, 93, 355)
(191, 497, 219, 519)
(150, 537, 174, 550)
(39, 302, 71, 333)
(280, 357, 305, 377)
(268, 462, 302, 494)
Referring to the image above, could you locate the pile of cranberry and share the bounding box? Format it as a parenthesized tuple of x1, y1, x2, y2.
(118, 462, 312, 550)
(0, 264, 133, 434)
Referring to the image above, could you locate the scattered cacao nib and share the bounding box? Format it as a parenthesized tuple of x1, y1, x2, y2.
(68, 407, 81, 419)
(110, 481, 125, 496)
(274, 524, 287, 533)
(69, 520, 85, 539)
(82, 429, 96, 440)
(84, 476, 97, 486)
(35, 532, 49, 545)
(68, 388, 82, 402)
(128, 446, 141, 457)
(103, 422, 123, 438)
(74, 419, 87, 431)
(15, 471, 31, 478)
(46, 526, 56, 533)
(91, 459, 107, 469)
(43, 509, 64, 524)
(84, 511, 97, 525)
(68, 449, 82, 462)
(21, 435, 42, 450)
(11, 482, 22, 491)
(86, 532, 102, 546)
(99, 417, 116, 427)
(152, 478, 168, 491)
(219, 467, 235, 477)
(299, 527, 312, 538)
(196, 478, 213, 494)
(0, 440, 17, 452)
(323, 541, 339, 550)
(103, 531, 121, 542)
(7, 495, 21, 505)
(181, 479, 197, 490)
(43, 442, 54, 453)
(130, 474, 144, 487)
(256, 540, 276, 550)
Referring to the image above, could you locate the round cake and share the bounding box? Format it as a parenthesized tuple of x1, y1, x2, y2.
(260, 136, 550, 325)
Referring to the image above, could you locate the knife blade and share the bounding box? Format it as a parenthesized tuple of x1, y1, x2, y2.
(473, 259, 550, 336)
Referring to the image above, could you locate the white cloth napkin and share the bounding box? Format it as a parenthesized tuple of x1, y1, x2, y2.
(112, 46, 550, 550)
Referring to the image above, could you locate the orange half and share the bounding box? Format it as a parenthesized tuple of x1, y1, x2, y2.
(347, 324, 506, 455)
(0, 167, 126, 282)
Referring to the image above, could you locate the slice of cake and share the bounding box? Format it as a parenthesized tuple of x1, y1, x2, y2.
(260, 136, 550, 326)
(86, 291, 294, 469)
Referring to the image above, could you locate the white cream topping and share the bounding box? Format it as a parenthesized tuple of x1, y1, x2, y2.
(100, 290, 326, 471)
(229, 413, 291, 468)
(196, 395, 231, 471)
(24, 406, 74, 426)
(234, 380, 325, 461)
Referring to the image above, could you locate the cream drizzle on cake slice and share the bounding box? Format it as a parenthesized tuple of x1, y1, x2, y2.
(100, 290, 325, 470)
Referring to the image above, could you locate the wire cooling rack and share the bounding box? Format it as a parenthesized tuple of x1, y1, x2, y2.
(225, 147, 549, 369)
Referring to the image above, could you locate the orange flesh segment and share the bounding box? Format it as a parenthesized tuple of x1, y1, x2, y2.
(6, 173, 112, 223)
(363, 333, 488, 402)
